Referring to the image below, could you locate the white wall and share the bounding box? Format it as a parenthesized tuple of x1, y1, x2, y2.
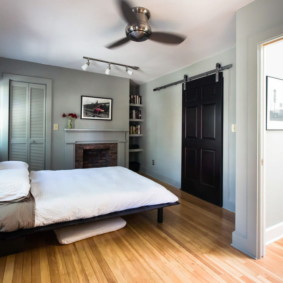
(232, 0, 283, 258)
(0, 57, 129, 169)
(140, 48, 236, 212)
(264, 40, 283, 244)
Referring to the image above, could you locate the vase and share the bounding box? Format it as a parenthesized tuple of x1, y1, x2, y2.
(67, 118, 74, 129)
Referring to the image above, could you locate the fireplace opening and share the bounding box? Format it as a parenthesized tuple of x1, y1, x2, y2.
(75, 143, 117, 168)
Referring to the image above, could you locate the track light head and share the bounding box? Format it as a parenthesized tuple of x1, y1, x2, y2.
(81, 59, 90, 71)
(105, 64, 111, 75)
(126, 67, 133, 76)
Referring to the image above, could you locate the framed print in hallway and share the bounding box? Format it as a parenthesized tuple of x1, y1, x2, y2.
(81, 96, 112, 121)
(266, 76, 283, 130)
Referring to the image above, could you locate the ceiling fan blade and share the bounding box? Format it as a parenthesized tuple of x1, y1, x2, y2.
(118, 0, 138, 24)
(150, 32, 186, 45)
(106, 37, 130, 49)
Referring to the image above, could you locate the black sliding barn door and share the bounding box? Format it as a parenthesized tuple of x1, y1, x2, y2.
(182, 73, 223, 206)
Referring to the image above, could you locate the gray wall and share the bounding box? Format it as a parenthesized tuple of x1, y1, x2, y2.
(0, 57, 130, 169)
(140, 48, 236, 212)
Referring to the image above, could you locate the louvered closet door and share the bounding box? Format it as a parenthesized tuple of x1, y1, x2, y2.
(9, 82, 29, 163)
(9, 81, 46, 170)
(29, 84, 46, 170)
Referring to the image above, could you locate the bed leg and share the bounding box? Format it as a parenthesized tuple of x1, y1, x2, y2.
(157, 208, 163, 223)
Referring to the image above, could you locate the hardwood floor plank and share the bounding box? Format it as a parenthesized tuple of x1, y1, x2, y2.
(86, 236, 118, 283)
(21, 250, 32, 283)
(114, 223, 179, 281)
(2, 255, 15, 283)
(39, 247, 51, 283)
(60, 244, 82, 283)
(0, 257, 7, 282)
(46, 243, 70, 283)
(74, 240, 108, 283)
(12, 252, 23, 283)
(126, 216, 228, 282)
(116, 231, 166, 282)
(93, 232, 144, 282)
(69, 243, 89, 282)
(30, 239, 42, 283)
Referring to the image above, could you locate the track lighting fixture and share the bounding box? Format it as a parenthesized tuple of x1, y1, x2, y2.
(105, 64, 111, 75)
(126, 67, 133, 76)
(82, 56, 139, 76)
(81, 59, 90, 71)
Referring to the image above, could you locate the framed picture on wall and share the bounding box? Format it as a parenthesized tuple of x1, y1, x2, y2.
(266, 76, 283, 130)
(81, 96, 112, 121)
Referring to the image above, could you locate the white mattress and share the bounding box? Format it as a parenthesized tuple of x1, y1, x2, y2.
(30, 166, 178, 227)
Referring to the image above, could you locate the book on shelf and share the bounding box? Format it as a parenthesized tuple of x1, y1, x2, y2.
(129, 125, 141, 135)
(129, 109, 142, 119)
(130, 95, 142, 105)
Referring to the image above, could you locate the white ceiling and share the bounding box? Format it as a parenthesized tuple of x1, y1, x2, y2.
(0, 0, 254, 84)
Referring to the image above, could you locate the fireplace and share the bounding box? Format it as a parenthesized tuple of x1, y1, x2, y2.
(75, 143, 117, 168)
(64, 129, 128, 169)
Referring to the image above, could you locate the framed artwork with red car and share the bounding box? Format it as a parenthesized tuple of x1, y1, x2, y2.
(81, 96, 112, 121)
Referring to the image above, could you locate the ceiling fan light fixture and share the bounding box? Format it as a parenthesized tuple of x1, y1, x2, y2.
(105, 1, 186, 49)
(126, 23, 152, 42)
(105, 64, 111, 75)
(81, 59, 90, 71)
(126, 67, 133, 76)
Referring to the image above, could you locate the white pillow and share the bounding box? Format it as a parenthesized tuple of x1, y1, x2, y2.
(54, 217, 127, 244)
(0, 168, 30, 201)
(0, 161, 28, 170)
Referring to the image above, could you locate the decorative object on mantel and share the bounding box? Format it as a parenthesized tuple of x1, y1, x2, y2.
(81, 56, 139, 76)
(62, 113, 78, 129)
(81, 96, 112, 121)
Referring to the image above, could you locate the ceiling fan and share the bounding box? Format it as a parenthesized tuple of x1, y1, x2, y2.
(106, 0, 186, 49)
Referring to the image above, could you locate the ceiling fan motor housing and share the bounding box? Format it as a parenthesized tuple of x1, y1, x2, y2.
(125, 7, 152, 42)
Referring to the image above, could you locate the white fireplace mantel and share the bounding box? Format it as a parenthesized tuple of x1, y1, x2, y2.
(64, 129, 129, 169)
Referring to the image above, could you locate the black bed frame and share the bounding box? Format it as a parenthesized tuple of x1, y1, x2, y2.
(0, 202, 179, 256)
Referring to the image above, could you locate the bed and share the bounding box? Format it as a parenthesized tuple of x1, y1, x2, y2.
(0, 161, 179, 255)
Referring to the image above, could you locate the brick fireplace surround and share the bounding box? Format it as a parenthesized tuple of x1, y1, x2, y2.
(75, 143, 117, 168)
(64, 129, 128, 169)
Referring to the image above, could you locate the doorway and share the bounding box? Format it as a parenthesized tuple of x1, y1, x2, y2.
(181, 73, 223, 206)
(261, 37, 283, 246)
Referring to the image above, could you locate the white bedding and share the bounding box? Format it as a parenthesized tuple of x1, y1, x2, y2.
(30, 166, 178, 227)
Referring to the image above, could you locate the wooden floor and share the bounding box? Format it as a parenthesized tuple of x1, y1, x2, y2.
(1, 182, 283, 282)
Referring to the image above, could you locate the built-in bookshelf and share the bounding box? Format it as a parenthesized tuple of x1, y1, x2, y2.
(129, 88, 143, 172)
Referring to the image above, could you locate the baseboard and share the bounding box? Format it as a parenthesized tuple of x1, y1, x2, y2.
(140, 167, 181, 189)
(265, 222, 283, 245)
(231, 231, 257, 259)
(223, 201, 235, 213)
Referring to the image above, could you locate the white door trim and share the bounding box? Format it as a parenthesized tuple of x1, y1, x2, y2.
(257, 41, 266, 258)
